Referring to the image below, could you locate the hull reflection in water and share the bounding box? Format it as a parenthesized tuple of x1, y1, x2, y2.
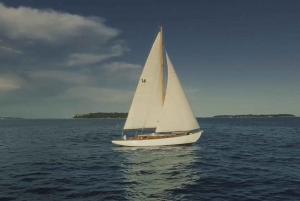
(113, 146, 202, 200)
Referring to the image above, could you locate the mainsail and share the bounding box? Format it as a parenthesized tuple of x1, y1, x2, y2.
(123, 32, 164, 130)
(155, 53, 200, 133)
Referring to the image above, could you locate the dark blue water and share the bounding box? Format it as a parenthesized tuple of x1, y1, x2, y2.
(0, 118, 299, 201)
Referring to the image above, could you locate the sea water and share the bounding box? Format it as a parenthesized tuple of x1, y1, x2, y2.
(0, 118, 299, 201)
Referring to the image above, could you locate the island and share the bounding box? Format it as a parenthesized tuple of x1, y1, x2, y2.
(73, 113, 296, 119)
(73, 112, 128, 119)
(213, 114, 296, 118)
(0, 117, 24, 120)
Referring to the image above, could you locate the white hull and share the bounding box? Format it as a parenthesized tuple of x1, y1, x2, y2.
(112, 131, 203, 147)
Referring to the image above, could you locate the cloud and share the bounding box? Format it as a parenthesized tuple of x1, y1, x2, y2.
(0, 74, 22, 91)
(103, 62, 141, 72)
(0, 3, 138, 117)
(0, 3, 118, 42)
(0, 46, 23, 54)
(67, 53, 112, 67)
(0, 2, 128, 71)
(61, 87, 133, 103)
(67, 44, 128, 66)
(0, 79, 19, 91)
(102, 62, 142, 81)
(29, 70, 91, 85)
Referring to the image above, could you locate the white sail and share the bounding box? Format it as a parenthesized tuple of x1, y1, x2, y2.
(156, 53, 199, 133)
(124, 32, 163, 130)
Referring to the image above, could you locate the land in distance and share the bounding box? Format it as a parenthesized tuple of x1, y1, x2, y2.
(73, 113, 296, 119)
(213, 114, 295, 118)
(73, 112, 128, 119)
(0, 117, 24, 120)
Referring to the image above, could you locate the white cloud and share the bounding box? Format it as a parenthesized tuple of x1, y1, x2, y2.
(0, 3, 130, 71)
(0, 75, 22, 91)
(0, 3, 119, 42)
(67, 53, 111, 67)
(0, 3, 137, 117)
(0, 46, 23, 54)
(62, 87, 133, 103)
(103, 62, 141, 72)
(29, 70, 91, 85)
(67, 44, 128, 66)
(102, 61, 142, 81)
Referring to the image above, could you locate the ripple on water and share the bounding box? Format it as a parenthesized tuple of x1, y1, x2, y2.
(0, 118, 299, 201)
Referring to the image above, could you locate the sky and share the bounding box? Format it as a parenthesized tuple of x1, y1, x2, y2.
(0, 0, 299, 118)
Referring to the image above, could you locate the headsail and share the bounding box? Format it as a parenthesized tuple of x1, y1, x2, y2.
(156, 53, 199, 133)
(124, 32, 164, 130)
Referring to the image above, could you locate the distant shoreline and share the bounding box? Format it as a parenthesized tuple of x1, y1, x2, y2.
(213, 114, 295, 118)
(0, 117, 24, 120)
(73, 117, 127, 119)
(73, 112, 128, 119)
(1, 116, 298, 120)
(72, 113, 296, 119)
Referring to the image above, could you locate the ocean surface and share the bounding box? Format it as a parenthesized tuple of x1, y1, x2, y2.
(0, 118, 299, 201)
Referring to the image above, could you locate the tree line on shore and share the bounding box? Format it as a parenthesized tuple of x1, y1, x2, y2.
(73, 113, 296, 119)
(213, 114, 295, 118)
(73, 112, 128, 118)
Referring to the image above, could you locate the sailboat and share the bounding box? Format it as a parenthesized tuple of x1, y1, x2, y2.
(112, 26, 203, 146)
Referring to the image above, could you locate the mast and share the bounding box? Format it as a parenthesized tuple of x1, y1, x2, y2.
(160, 25, 165, 104)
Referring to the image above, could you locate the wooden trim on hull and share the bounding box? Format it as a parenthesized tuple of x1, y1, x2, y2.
(129, 134, 179, 140)
(112, 131, 203, 147)
(117, 143, 193, 147)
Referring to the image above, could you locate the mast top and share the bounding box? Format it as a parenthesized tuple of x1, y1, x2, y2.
(160, 25, 163, 35)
